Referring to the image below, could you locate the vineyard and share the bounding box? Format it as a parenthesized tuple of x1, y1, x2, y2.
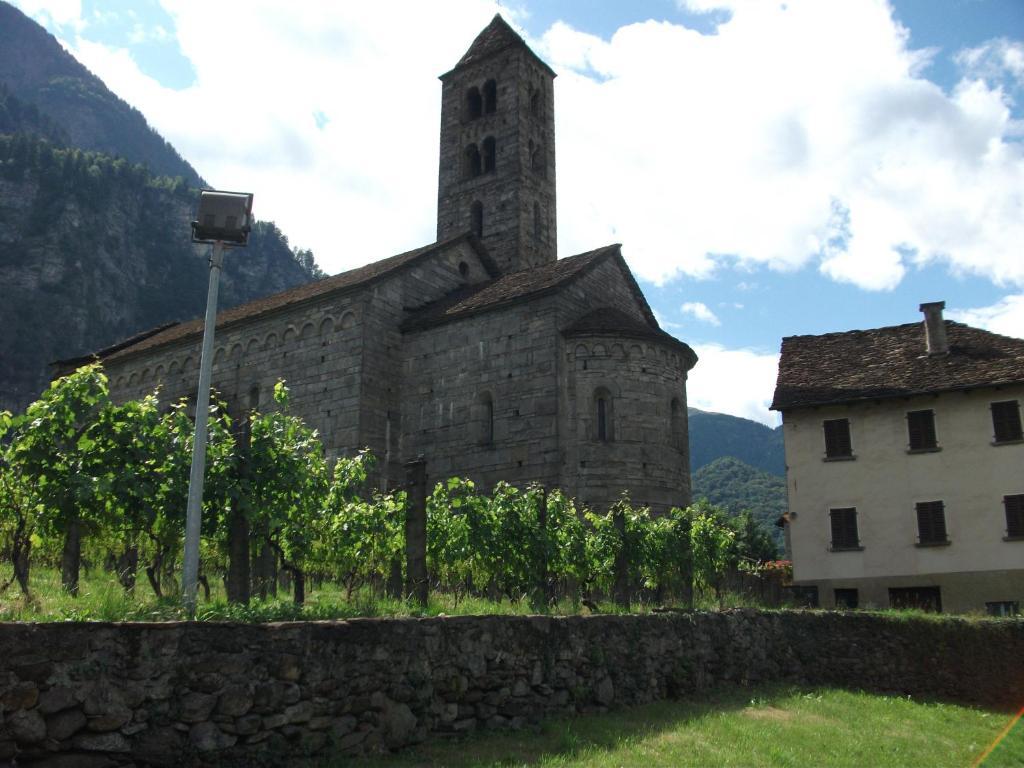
(0, 364, 782, 617)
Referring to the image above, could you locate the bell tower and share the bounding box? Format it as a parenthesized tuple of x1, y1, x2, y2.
(436, 15, 557, 274)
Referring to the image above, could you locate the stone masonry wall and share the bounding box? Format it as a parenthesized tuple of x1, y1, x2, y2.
(0, 611, 1020, 766)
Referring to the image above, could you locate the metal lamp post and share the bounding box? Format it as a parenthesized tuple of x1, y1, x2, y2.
(183, 189, 254, 617)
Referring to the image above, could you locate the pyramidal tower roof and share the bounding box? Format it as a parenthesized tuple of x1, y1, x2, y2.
(445, 14, 556, 77)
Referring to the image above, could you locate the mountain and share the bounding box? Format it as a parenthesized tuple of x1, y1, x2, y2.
(0, 2, 202, 185)
(692, 456, 787, 548)
(0, 135, 321, 412)
(688, 407, 785, 475)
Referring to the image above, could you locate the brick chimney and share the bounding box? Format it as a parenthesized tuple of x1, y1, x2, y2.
(919, 301, 948, 355)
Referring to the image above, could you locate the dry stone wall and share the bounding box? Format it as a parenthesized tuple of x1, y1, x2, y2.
(0, 611, 1021, 766)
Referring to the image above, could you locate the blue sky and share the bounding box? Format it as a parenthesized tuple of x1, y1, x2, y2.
(13, 0, 1024, 424)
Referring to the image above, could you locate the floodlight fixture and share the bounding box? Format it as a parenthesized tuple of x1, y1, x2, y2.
(191, 189, 254, 245)
(182, 188, 254, 618)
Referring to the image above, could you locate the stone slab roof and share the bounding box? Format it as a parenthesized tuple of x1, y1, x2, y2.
(771, 320, 1024, 411)
(442, 14, 555, 79)
(563, 308, 698, 369)
(82, 233, 489, 366)
(400, 244, 635, 331)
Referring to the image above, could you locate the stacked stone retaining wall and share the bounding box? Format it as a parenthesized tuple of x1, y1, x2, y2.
(0, 610, 1021, 766)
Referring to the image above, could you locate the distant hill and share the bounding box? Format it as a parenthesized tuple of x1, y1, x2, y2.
(0, 1, 202, 186)
(692, 456, 787, 548)
(688, 408, 785, 476)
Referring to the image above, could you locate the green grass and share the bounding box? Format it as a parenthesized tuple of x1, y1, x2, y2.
(0, 566, 658, 622)
(347, 686, 1024, 768)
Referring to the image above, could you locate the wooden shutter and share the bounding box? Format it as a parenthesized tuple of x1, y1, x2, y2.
(916, 500, 947, 544)
(830, 507, 859, 549)
(907, 410, 937, 450)
(992, 401, 1023, 443)
(1005, 494, 1024, 538)
(823, 419, 852, 458)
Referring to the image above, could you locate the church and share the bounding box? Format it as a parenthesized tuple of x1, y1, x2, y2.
(95, 16, 698, 512)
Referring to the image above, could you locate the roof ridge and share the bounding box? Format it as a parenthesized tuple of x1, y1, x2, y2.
(443, 14, 556, 79)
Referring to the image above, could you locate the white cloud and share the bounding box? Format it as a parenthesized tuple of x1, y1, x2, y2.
(15, 0, 84, 31)
(680, 301, 721, 326)
(14, 0, 1024, 295)
(544, 1, 1024, 290)
(39, 1, 517, 270)
(956, 38, 1024, 92)
(948, 295, 1024, 339)
(687, 343, 780, 426)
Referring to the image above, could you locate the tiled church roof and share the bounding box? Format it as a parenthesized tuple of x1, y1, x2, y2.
(771, 321, 1024, 411)
(444, 14, 555, 78)
(400, 244, 625, 331)
(88, 233, 489, 365)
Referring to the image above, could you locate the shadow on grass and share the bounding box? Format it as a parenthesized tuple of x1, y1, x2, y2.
(328, 684, 1023, 768)
(344, 684, 784, 768)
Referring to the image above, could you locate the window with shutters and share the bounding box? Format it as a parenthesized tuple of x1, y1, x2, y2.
(906, 409, 939, 451)
(829, 507, 861, 551)
(991, 400, 1023, 444)
(822, 418, 853, 459)
(915, 500, 949, 546)
(1004, 494, 1024, 540)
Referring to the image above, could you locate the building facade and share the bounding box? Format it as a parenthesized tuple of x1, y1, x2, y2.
(772, 302, 1024, 614)
(78, 16, 698, 512)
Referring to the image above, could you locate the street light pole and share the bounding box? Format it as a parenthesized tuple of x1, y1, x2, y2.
(182, 239, 225, 617)
(181, 189, 253, 618)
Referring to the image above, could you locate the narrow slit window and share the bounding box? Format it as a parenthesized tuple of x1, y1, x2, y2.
(597, 398, 608, 442)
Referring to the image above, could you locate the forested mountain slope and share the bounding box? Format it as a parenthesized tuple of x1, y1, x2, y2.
(692, 456, 787, 548)
(0, 2, 202, 185)
(688, 407, 785, 475)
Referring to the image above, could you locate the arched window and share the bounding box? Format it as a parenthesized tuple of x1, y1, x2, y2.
(594, 387, 614, 442)
(530, 87, 541, 116)
(465, 144, 482, 178)
(249, 384, 261, 412)
(533, 201, 541, 242)
(471, 201, 483, 237)
(466, 87, 482, 120)
(483, 79, 497, 114)
(476, 391, 495, 445)
(482, 137, 496, 173)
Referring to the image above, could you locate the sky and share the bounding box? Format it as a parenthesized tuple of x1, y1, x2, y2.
(11, 0, 1024, 425)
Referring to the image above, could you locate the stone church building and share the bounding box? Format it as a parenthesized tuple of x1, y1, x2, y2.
(93, 16, 698, 511)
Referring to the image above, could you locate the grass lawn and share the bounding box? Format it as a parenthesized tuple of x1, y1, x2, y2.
(352, 686, 1024, 768)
